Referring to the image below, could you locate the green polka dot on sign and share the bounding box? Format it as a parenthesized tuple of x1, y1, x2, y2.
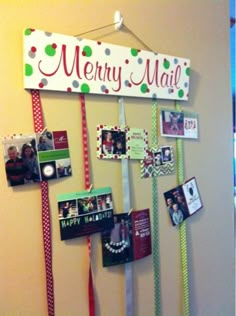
(24, 28, 33, 35)
(186, 67, 190, 76)
(178, 89, 184, 98)
(83, 46, 92, 57)
(141, 83, 148, 93)
(25, 63, 33, 76)
(81, 83, 90, 93)
(45, 44, 56, 56)
(131, 48, 138, 57)
(163, 59, 170, 69)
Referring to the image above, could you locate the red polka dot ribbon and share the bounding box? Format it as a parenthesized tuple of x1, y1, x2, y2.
(31, 89, 54, 316)
(80, 94, 95, 316)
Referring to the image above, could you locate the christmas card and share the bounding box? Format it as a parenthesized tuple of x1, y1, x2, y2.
(97, 125, 148, 160)
(2, 130, 71, 186)
(57, 187, 114, 240)
(141, 145, 175, 178)
(101, 209, 152, 267)
(160, 109, 198, 139)
(163, 177, 203, 226)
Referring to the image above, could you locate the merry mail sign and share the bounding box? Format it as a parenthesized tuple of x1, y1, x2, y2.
(24, 28, 190, 100)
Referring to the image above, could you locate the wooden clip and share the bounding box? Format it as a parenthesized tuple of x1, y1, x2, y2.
(88, 184, 93, 193)
(41, 127, 47, 134)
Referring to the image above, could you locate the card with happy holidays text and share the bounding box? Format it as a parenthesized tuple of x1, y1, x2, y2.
(57, 187, 114, 240)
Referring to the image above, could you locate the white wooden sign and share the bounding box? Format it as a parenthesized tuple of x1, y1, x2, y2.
(24, 28, 190, 100)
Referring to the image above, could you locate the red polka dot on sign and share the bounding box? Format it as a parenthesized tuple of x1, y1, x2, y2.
(125, 59, 129, 64)
(67, 87, 72, 92)
(31, 46, 37, 52)
(39, 82, 44, 88)
(52, 43, 57, 49)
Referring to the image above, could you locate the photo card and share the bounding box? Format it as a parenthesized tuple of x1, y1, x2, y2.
(141, 145, 175, 178)
(163, 177, 203, 226)
(2, 130, 72, 187)
(101, 209, 152, 267)
(57, 187, 114, 240)
(160, 109, 198, 139)
(97, 124, 148, 160)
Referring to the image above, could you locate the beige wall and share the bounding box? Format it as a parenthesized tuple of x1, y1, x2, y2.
(0, 1, 234, 316)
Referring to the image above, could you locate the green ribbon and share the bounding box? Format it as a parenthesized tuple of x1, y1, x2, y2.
(152, 100, 161, 316)
(176, 102, 190, 316)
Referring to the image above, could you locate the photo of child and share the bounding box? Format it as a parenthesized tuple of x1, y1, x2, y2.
(160, 109, 198, 139)
(58, 200, 77, 219)
(102, 131, 114, 154)
(101, 213, 133, 267)
(21, 143, 40, 182)
(161, 110, 184, 136)
(101, 129, 126, 156)
(164, 177, 202, 226)
(37, 134, 53, 151)
(5, 145, 28, 186)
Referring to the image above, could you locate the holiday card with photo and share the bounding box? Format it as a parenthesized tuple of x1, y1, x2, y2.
(57, 187, 114, 240)
(2, 130, 72, 187)
(160, 109, 198, 139)
(97, 125, 148, 160)
(141, 146, 175, 178)
(163, 177, 203, 226)
(101, 209, 152, 267)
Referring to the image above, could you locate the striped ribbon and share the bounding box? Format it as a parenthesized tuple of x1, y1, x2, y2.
(175, 102, 190, 316)
(31, 89, 54, 316)
(79, 94, 95, 316)
(118, 97, 133, 316)
(151, 100, 161, 316)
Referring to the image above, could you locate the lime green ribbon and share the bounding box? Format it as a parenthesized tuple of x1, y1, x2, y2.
(152, 100, 161, 316)
(176, 102, 190, 316)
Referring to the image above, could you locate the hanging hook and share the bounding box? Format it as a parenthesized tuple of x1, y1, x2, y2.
(114, 11, 123, 30)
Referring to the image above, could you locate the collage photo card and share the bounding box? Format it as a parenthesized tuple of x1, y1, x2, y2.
(160, 109, 198, 139)
(141, 145, 175, 178)
(2, 130, 72, 187)
(163, 177, 203, 226)
(57, 187, 114, 240)
(97, 124, 148, 160)
(101, 209, 152, 267)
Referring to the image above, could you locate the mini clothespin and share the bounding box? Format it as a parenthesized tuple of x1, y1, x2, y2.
(88, 184, 93, 193)
(128, 208, 133, 216)
(41, 127, 47, 134)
